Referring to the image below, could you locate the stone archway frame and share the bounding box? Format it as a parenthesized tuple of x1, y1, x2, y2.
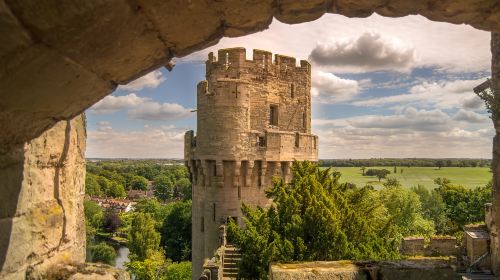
(0, 0, 499, 148)
(0, 0, 499, 277)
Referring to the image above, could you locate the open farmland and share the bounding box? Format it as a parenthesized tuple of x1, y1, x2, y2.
(329, 166, 492, 189)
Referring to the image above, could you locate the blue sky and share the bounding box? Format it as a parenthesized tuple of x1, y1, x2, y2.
(85, 14, 492, 159)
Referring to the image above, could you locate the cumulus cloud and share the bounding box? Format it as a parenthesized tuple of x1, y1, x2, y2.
(453, 109, 489, 123)
(86, 122, 186, 158)
(128, 101, 193, 121)
(311, 71, 361, 103)
(347, 107, 451, 132)
(309, 32, 416, 72)
(312, 107, 493, 158)
(352, 78, 488, 110)
(90, 93, 193, 121)
(91, 93, 148, 114)
(186, 14, 490, 74)
(119, 70, 165, 91)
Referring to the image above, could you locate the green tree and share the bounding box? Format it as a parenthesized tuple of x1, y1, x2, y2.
(87, 242, 116, 265)
(126, 251, 192, 280)
(380, 183, 435, 238)
(434, 178, 492, 232)
(131, 175, 149, 190)
(108, 181, 127, 198)
(85, 173, 102, 197)
(165, 261, 192, 280)
(154, 175, 175, 201)
(129, 212, 161, 261)
(228, 161, 399, 279)
(161, 201, 192, 262)
(411, 185, 449, 234)
(84, 200, 104, 230)
(126, 250, 167, 280)
(376, 169, 391, 182)
(176, 178, 192, 200)
(436, 160, 444, 169)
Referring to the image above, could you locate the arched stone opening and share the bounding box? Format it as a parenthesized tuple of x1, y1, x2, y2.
(0, 1, 499, 278)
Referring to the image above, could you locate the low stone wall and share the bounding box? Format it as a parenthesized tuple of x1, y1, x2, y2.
(400, 237, 425, 256)
(400, 236, 459, 256)
(269, 259, 461, 280)
(428, 237, 458, 256)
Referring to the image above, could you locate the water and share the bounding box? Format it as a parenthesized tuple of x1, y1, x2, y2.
(115, 246, 130, 270)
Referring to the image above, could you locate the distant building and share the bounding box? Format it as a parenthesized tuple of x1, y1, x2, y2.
(126, 189, 154, 201)
(91, 197, 134, 213)
(185, 47, 318, 278)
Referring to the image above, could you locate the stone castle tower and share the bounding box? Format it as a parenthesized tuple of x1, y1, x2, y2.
(184, 47, 318, 277)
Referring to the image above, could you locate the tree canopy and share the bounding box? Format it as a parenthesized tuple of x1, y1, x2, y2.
(228, 161, 400, 279)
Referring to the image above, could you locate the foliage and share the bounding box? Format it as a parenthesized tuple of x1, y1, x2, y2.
(411, 185, 450, 234)
(434, 178, 492, 232)
(131, 175, 149, 190)
(126, 250, 192, 280)
(128, 212, 161, 261)
(85, 174, 102, 197)
(126, 250, 168, 280)
(364, 169, 391, 181)
(85, 160, 191, 200)
(87, 242, 117, 265)
(164, 261, 192, 280)
(161, 200, 192, 262)
(176, 178, 192, 200)
(103, 209, 122, 233)
(228, 161, 400, 279)
(380, 179, 435, 238)
(154, 175, 175, 201)
(84, 200, 104, 232)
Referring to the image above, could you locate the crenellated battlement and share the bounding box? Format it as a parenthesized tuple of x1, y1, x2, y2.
(206, 47, 311, 75)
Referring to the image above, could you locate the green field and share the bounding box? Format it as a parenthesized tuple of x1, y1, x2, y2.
(327, 166, 492, 189)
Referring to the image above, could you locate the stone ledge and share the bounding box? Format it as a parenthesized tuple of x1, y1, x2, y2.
(28, 263, 130, 280)
(270, 258, 461, 280)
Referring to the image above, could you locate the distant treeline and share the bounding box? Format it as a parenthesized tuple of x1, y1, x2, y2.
(320, 158, 491, 168)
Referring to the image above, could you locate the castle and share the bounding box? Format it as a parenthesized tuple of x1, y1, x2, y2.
(184, 47, 318, 278)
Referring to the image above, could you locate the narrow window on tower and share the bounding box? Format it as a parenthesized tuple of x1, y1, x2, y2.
(295, 132, 300, 148)
(238, 185, 241, 200)
(257, 136, 266, 147)
(290, 83, 295, 98)
(213, 162, 217, 176)
(302, 112, 306, 129)
(213, 203, 216, 221)
(270, 104, 278, 126)
(201, 216, 205, 232)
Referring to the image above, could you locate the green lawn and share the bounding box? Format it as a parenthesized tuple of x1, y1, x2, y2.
(325, 166, 492, 189)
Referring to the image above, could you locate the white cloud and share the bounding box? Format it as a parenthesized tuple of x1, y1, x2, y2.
(347, 107, 450, 131)
(309, 31, 416, 72)
(352, 78, 488, 110)
(86, 122, 186, 158)
(311, 71, 361, 103)
(312, 107, 494, 159)
(91, 93, 148, 114)
(119, 70, 165, 91)
(128, 101, 193, 121)
(183, 13, 490, 74)
(90, 93, 193, 121)
(453, 109, 489, 123)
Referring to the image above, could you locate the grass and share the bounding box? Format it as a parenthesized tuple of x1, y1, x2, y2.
(324, 166, 492, 189)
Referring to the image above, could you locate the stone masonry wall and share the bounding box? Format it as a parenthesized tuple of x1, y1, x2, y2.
(0, 115, 86, 280)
